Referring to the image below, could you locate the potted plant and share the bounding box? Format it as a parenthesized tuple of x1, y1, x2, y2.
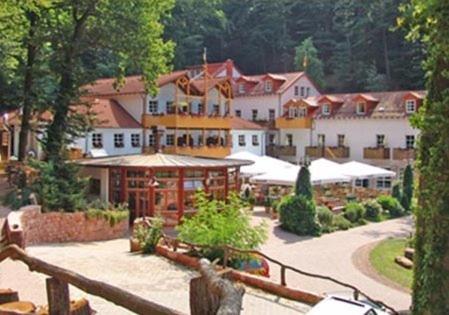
(271, 199, 279, 220)
(264, 196, 272, 213)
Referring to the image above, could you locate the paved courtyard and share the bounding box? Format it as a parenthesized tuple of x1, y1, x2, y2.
(252, 208, 413, 312)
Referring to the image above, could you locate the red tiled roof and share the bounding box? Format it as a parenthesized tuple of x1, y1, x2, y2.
(231, 117, 265, 130)
(314, 90, 426, 119)
(234, 71, 308, 96)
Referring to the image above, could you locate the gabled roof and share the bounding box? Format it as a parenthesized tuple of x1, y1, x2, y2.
(283, 97, 319, 108)
(353, 93, 379, 103)
(191, 77, 233, 98)
(231, 117, 265, 130)
(186, 59, 243, 78)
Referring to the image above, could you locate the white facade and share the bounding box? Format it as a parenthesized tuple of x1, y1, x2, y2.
(231, 129, 266, 156)
(279, 128, 312, 163)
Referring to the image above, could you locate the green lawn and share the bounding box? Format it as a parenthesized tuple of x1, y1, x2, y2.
(369, 238, 413, 289)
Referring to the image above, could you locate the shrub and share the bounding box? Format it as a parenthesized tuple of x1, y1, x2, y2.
(134, 217, 164, 254)
(333, 214, 352, 230)
(295, 166, 313, 199)
(3, 188, 33, 210)
(86, 201, 129, 227)
(363, 199, 382, 221)
(177, 191, 268, 262)
(279, 195, 321, 236)
(344, 202, 366, 224)
(392, 182, 402, 202)
(377, 195, 405, 218)
(317, 206, 334, 227)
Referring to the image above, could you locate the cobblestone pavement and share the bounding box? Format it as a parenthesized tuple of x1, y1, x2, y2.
(252, 208, 413, 312)
(0, 238, 311, 314)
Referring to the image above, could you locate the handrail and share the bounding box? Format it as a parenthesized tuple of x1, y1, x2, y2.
(0, 244, 184, 315)
(160, 234, 399, 315)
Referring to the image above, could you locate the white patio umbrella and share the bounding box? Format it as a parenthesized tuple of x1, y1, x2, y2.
(340, 161, 396, 179)
(226, 151, 294, 177)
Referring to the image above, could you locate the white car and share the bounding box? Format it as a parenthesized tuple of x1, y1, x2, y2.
(306, 296, 391, 315)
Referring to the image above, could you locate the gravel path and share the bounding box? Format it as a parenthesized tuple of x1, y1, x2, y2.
(252, 208, 413, 312)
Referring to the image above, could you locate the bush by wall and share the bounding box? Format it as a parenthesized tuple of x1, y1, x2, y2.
(377, 195, 405, 218)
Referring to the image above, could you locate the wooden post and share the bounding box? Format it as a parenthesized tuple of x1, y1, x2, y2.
(46, 277, 70, 315)
(280, 266, 286, 286)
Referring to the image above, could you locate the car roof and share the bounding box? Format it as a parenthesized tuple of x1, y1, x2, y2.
(307, 296, 374, 315)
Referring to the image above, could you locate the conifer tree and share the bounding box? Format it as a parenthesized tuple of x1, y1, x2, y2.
(295, 166, 313, 200)
(401, 164, 413, 211)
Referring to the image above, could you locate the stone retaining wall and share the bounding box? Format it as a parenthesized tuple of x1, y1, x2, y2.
(4, 205, 128, 248)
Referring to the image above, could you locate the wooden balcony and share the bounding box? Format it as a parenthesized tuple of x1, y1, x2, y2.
(363, 147, 391, 160)
(142, 113, 231, 129)
(306, 146, 350, 159)
(393, 148, 416, 160)
(266, 145, 296, 157)
(275, 117, 312, 129)
(144, 145, 230, 158)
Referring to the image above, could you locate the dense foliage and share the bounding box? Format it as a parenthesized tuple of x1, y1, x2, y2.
(134, 218, 164, 254)
(377, 195, 405, 218)
(362, 199, 382, 222)
(343, 202, 366, 224)
(295, 166, 313, 199)
(177, 191, 268, 261)
(401, 164, 413, 211)
(86, 200, 129, 227)
(401, 1, 449, 313)
(165, 0, 424, 92)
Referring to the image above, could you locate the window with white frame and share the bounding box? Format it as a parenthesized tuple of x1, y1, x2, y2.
(376, 177, 392, 189)
(238, 83, 245, 94)
(406, 135, 415, 149)
(198, 103, 203, 114)
(376, 134, 385, 147)
(405, 100, 416, 113)
(114, 133, 124, 148)
(337, 134, 345, 147)
(294, 86, 299, 96)
(268, 134, 275, 145)
(252, 135, 259, 146)
(166, 134, 175, 146)
(264, 80, 273, 92)
(306, 87, 310, 97)
(322, 103, 330, 115)
(269, 109, 275, 121)
(286, 134, 293, 146)
(238, 135, 246, 146)
(166, 101, 174, 113)
(356, 102, 366, 115)
(355, 178, 369, 188)
(318, 134, 325, 146)
(288, 107, 296, 118)
(298, 107, 307, 117)
(235, 110, 241, 117)
(252, 109, 258, 121)
(92, 133, 103, 148)
(300, 86, 305, 97)
(148, 100, 158, 114)
(131, 133, 141, 148)
(213, 104, 220, 115)
(148, 134, 156, 146)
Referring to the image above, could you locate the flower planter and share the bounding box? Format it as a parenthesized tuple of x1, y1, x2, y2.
(129, 238, 141, 252)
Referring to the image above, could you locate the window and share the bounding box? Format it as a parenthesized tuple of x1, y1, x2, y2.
(337, 134, 345, 147)
(376, 134, 385, 147)
(306, 87, 310, 97)
(264, 80, 272, 92)
(114, 133, 124, 148)
(269, 109, 275, 121)
(238, 135, 246, 146)
(166, 134, 175, 146)
(148, 100, 158, 114)
(406, 135, 415, 149)
(356, 102, 366, 115)
(198, 103, 203, 114)
(294, 86, 299, 96)
(148, 134, 156, 146)
(405, 100, 416, 113)
(355, 178, 370, 188)
(300, 87, 305, 97)
(235, 110, 241, 117)
(166, 101, 174, 114)
(213, 104, 220, 115)
(376, 177, 392, 189)
(252, 135, 259, 146)
(268, 134, 275, 145)
(318, 134, 325, 146)
(92, 133, 103, 148)
(252, 109, 258, 121)
(322, 103, 330, 115)
(238, 83, 245, 94)
(131, 133, 141, 147)
(88, 178, 101, 196)
(286, 134, 293, 146)
(298, 107, 307, 118)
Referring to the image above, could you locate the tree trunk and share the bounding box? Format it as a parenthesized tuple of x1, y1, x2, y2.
(18, 10, 38, 162)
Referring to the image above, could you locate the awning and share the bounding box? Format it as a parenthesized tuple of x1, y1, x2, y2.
(226, 152, 294, 176)
(340, 161, 396, 179)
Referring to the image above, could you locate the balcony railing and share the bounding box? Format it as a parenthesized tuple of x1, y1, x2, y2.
(266, 145, 296, 157)
(392, 148, 416, 160)
(306, 146, 350, 159)
(142, 113, 231, 129)
(363, 147, 391, 160)
(144, 145, 230, 158)
(275, 117, 312, 129)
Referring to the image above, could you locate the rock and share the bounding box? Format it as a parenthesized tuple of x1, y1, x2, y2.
(395, 256, 413, 269)
(404, 247, 414, 261)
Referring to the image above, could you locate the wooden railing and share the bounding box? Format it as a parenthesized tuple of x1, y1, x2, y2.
(0, 244, 184, 315)
(160, 234, 399, 315)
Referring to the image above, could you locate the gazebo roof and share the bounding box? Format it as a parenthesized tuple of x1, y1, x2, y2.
(77, 153, 253, 168)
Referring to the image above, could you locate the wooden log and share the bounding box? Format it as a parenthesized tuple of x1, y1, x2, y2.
(395, 256, 413, 269)
(0, 245, 184, 315)
(70, 298, 92, 315)
(0, 289, 19, 304)
(0, 301, 36, 314)
(46, 277, 70, 315)
(404, 248, 414, 261)
(192, 258, 245, 315)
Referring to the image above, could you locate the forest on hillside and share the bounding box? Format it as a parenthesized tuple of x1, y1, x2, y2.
(163, 0, 425, 92)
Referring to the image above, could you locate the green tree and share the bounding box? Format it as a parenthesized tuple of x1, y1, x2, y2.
(401, 164, 413, 211)
(392, 181, 402, 202)
(401, 1, 449, 313)
(295, 166, 313, 199)
(294, 37, 325, 88)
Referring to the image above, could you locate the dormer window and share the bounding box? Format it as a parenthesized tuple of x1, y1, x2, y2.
(405, 100, 416, 113)
(264, 80, 273, 93)
(298, 107, 307, 118)
(322, 103, 331, 115)
(238, 83, 245, 94)
(356, 102, 366, 115)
